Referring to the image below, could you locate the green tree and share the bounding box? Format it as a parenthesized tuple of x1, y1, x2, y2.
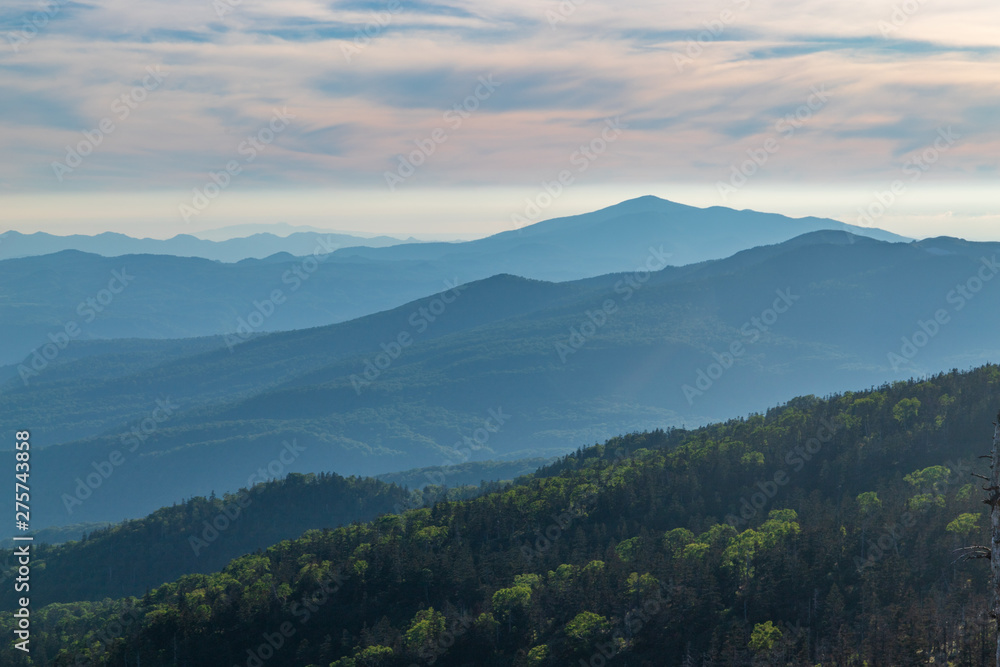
(526, 644, 549, 665)
(615, 536, 642, 562)
(856, 491, 881, 515)
(946, 513, 980, 537)
(492, 584, 532, 632)
(749, 621, 783, 665)
(404, 607, 446, 654)
(904, 465, 951, 492)
(908, 493, 945, 512)
(857, 491, 881, 558)
(564, 611, 610, 650)
(355, 645, 393, 667)
(892, 398, 921, 425)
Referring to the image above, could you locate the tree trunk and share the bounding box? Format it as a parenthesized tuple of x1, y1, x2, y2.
(990, 412, 1000, 667)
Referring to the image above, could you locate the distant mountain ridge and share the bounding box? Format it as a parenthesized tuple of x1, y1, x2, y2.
(192, 222, 419, 242)
(1, 196, 906, 269)
(327, 196, 909, 279)
(0, 249, 480, 366)
(0, 229, 410, 263)
(0, 197, 908, 366)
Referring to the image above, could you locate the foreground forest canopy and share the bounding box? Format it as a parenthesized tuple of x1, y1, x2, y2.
(0, 472, 416, 610)
(5, 365, 1000, 665)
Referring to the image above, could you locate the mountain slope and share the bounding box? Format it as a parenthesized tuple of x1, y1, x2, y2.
(0, 472, 411, 610)
(8, 231, 1000, 526)
(0, 249, 511, 366)
(0, 460, 552, 611)
(0, 197, 906, 367)
(330, 195, 909, 280)
(7, 365, 997, 666)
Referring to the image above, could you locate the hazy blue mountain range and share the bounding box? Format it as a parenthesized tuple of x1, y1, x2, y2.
(0, 521, 110, 550)
(1, 197, 905, 270)
(328, 195, 909, 280)
(0, 250, 470, 366)
(0, 229, 411, 263)
(0, 197, 906, 366)
(192, 223, 413, 242)
(6, 230, 1000, 527)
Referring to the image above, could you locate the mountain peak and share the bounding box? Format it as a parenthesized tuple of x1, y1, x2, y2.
(602, 194, 690, 211)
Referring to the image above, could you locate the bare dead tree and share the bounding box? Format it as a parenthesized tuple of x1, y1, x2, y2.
(956, 411, 1000, 666)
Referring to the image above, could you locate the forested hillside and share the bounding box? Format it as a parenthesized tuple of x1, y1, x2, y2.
(6, 365, 1000, 665)
(0, 469, 524, 612)
(1, 473, 410, 610)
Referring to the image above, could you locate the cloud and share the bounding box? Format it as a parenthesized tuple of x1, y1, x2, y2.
(0, 86, 87, 129)
(0, 0, 996, 213)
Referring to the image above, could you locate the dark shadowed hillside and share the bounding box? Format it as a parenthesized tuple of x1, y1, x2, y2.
(7, 365, 998, 666)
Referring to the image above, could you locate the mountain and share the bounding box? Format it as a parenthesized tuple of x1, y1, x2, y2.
(328, 195, 909, 280)
(0, 198, 907, 368)
(0, 459, 551, 611)
(0, 229, 409, 263)
(192, 223, 421, 243)
(0, 472, 413, 610)
(7, 231, 1000, 527)
(0, 521, 110, 550)
(7, 365, 997, 666)
(1, 198, 904, 273)
(0, 249, 489, 366)
(376, 458, 555, 491)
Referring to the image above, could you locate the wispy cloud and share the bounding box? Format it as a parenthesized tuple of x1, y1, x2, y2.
(0, 0, 997, 236)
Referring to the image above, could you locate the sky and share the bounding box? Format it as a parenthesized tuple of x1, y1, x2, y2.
(0, 0, 998, 240)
